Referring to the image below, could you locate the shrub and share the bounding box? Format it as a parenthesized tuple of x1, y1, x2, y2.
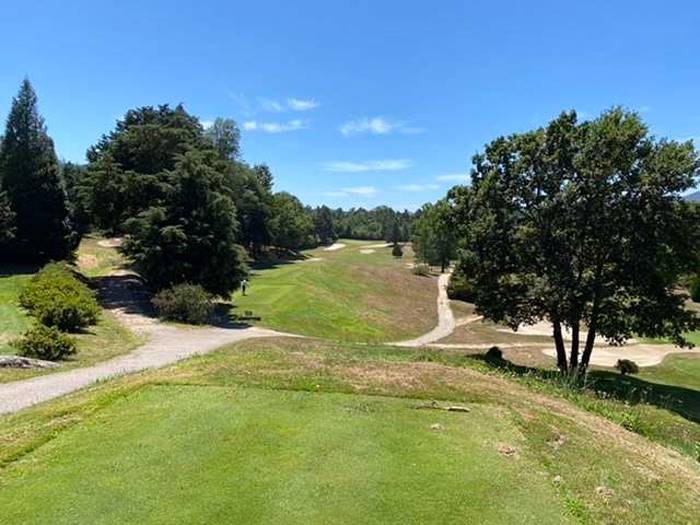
(12, 324, 77, 361)
(392, 243, 403, 258)
(19, 263, 100, 331)
(412, 263, 431, 277)
(485, 346, 503, 363)
(690, 275, 700, 302)
(615, 359, 639, 376)
(447, 270, 475, 302)
(152, 283, 214, 324)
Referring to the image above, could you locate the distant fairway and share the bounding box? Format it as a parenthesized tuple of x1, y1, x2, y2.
(233, 240, 438, 342)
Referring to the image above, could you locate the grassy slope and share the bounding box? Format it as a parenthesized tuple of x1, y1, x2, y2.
(1, 338, 698, 524)
(0, 387, 569, 525)
(234, 240, 437, 342)
(0, 238, 141, 382)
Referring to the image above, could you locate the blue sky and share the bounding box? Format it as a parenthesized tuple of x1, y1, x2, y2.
(1, 1, 698, 210)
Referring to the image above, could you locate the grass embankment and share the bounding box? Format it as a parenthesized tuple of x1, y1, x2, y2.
(0, 338, 698, 524)
(234, 240, 437, 342)
(0, 238, 141, 382)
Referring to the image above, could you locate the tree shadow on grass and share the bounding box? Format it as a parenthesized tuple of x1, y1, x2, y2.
(0, 263, 41, 277)
(470, 353, 700, 425)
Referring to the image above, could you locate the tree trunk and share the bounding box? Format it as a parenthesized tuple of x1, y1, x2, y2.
(568, 321, 580, 372)
(578, 322, 597, 377)
(552, 320, 568, 374)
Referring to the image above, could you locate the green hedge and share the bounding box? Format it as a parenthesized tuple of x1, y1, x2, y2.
(19, 263, 100, 332)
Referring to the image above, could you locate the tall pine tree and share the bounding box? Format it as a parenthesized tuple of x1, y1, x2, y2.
(0, 79, 76, 262)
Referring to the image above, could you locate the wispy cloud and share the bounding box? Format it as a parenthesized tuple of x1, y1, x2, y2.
(339, 116, 424, 136)
(259, 97, 319, 112)
(288, 98, 319, 111)
(396, 183, 440, 192)
(321, 159, 413, 172)
(323, 186, 378, 197)
(243, 119, 308, 133)
(436, 173, 469, 183)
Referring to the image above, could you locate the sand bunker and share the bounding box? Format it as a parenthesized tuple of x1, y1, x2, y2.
(323, 243, 346, 251)
(360, 249, 376, 254)
(364, 243, 391, 249)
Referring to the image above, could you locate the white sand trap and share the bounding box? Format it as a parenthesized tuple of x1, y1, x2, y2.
(323, 243, 346, 251)
(364, 243, 391, 249)
(97, 237, 123, 248)
(360, 249, 376, 254)
(542, 345, 688, 367)
(500, 320, 640, 344)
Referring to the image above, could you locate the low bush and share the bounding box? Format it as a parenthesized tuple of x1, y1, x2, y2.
(689, 275, 700, 302)
(152, 283, 214, 324)
(19, 263, 100, 332)
(412, 263, 431, 277)
(11, 324, 77, 361)
(447, 267, 475, 302)
(615, 359, 639, 376)
(485, 346, 503, 363)
(391, 243, 403, 257)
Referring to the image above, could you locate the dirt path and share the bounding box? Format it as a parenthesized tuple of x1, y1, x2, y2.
(0, 273, 294, 416)
(390, 272, 454, 347)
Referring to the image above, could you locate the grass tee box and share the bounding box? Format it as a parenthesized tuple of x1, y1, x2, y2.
(233, 240, 438, 342)
(0, 386, 570, 525)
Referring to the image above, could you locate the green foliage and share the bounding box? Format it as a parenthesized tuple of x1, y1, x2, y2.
(0, 190, 16, 244)
(122, 151, 248, 295)
(204, 117, 240, 160)
(615, 359, 639, 376)
(268, 192, 316, 250)
(19, 263, 100, 332)
(314, 205, 336, 245)
(12, 324, 77, 361)
(152, 283, 214, 324)
(331, 206, 413, 241)
(689, 275, 700, 302)
(446, 265, 475, 302)
(0, 79, 77, 262)
(391, 243, 403, 257)
(412, 199, 456, 272)
(458, 108, 700, 375)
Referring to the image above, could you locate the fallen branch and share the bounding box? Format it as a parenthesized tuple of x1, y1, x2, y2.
(414, 400, 470, 413)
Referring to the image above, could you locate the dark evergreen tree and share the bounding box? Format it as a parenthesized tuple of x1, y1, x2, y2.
(314, 205, 336, 245)
(122, 151, 248, 295)
(0, 190, 15, 244)
(0, 79, 76, 262)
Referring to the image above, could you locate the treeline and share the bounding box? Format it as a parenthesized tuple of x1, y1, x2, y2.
(413, 107, 700, 377)
(0, 79, 410, 296)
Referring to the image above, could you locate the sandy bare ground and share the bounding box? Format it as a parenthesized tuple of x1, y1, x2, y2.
(359, 249, 375, 254)
(390, 272, 454, 347)
(0, 274, 294, 416)
(363, 243, 391, 249)
(97, 237, 123, 248)
(323, 243, 346, 251)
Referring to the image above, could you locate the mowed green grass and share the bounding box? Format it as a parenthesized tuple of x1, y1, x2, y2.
(234, 240, 438, 341)
(0, 268, 33, 354)
(0, 386, 570, 525)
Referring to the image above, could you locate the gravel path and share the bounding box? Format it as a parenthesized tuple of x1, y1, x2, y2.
(390, 272, 454, 347)
(0, 274, 294, 416)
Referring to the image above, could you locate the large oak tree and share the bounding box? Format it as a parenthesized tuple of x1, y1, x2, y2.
(458, 109, 700, 375)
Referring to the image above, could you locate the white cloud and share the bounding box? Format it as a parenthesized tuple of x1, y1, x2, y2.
(321, 159, 413, 172)
(396, 183, 440, 192)
(436, 173, 469, 183)
(288, 98, 319, 111)
(259, 97, 319, 112)
(199, 119, 214, 130)
(339, 116, 424, 136)
(323, 186, 378, 197)
(243, 119, 308, 133)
